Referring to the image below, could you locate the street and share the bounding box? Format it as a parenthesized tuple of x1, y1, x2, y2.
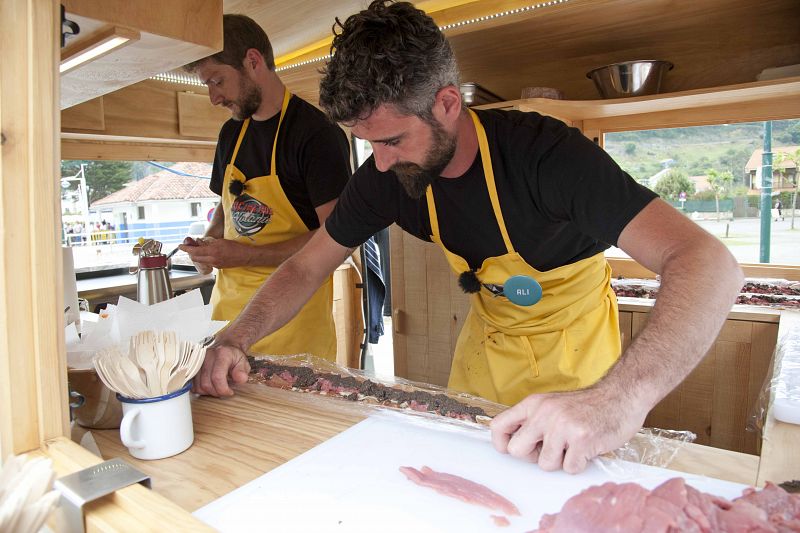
(607, 216, 800, 265)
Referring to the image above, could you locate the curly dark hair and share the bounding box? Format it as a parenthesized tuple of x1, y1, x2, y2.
(319, 0, 459, 124)
(184, 14, 275, 73)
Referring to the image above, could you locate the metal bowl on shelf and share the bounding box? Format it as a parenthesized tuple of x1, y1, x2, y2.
(587, 60, 674, 99)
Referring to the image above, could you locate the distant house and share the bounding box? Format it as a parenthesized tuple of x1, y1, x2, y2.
(744, 145, 798, 193)
(90, 162, 217, 243)
(689, 175, 711, 193)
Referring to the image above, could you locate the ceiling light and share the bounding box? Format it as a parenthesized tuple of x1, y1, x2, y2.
(60, 26, 140, 75)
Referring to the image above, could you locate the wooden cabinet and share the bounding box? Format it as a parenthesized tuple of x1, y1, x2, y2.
(333, 262, 364, 369)
(60, 0, 222, 109)
(619, 304, 779, 455)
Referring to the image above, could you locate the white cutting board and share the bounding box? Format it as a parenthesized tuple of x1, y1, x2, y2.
(194, 412, 749, 532)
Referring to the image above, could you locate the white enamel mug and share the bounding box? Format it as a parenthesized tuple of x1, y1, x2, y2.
(118, 382, 194, 460)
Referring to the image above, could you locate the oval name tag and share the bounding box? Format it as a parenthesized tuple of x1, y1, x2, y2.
(504, 275, 542, 306)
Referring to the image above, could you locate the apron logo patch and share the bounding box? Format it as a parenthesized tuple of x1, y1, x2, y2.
(231, 193, 273, 236)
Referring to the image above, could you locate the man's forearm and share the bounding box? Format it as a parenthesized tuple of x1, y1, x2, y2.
(206, 202, 224, 239)
(597, 240, 743, 409)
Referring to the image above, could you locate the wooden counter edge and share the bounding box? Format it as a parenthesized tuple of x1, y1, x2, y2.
(36, 437, 213, 532)
(617, 297, 782, 323)
(669, 443, 759, 486)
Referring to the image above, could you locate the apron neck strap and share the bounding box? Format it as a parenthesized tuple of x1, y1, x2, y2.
(231, 119, 250, 164)
(426, 110, 515, 254)
(270, 88, 291, 176)
(229, 88, 292, 175)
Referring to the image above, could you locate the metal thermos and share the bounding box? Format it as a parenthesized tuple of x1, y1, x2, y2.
(136, 253, 172, 305)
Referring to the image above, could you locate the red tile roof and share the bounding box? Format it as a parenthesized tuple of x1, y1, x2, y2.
(91, 162, 217, 206)
(744, 146, 799, 172)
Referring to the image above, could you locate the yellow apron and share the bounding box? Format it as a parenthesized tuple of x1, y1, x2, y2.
(210, 89, 336, 359)
(428, 110, 621, 405)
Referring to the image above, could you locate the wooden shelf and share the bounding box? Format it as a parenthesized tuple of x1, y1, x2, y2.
(477, 77, 800, 126)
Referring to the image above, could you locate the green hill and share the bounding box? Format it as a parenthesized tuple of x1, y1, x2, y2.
(603, 119, 800, 185)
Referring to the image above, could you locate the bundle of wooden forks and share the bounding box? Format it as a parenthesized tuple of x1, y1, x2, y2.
(93, 330, 206, 399)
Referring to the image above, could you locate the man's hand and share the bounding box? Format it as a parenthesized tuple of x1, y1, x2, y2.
(193, 341, 251, 397)
(179, 236, 253, 271)
(490, 387, 649, 474)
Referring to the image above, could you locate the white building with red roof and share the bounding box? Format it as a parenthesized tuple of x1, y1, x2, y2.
(90, 162, 217, 243)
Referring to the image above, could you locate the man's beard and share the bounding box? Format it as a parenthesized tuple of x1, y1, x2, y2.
(391, 121, 457, 199)
(227, 75, 262, 120)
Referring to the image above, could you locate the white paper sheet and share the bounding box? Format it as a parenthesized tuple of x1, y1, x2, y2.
(194, 411, 749, 533)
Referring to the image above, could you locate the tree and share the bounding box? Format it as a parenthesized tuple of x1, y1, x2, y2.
(706, 169, 734, 221)
(653, 170, 695, 201)
(624, 142, 636, 155)
(717, 146, 752, 185)
(789, 122, 800, 144)
(61, 160, 133, 204)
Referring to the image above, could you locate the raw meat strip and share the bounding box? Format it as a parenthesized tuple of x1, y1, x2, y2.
(399, 466, 520, 516)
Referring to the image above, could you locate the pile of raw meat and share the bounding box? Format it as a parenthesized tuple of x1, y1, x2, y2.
(532, 478, 800, 532)
(612, 278, 800, 309)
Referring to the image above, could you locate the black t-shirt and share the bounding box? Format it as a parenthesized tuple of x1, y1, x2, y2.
(210, 95, 351, 230)
(326, 109, 657, 271)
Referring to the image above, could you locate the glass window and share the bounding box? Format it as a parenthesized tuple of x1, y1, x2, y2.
(61, 160, 215, 273)
(603, 119, 800, 265)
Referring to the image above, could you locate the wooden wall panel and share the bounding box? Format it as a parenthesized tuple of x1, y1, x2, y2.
(332, 263, 363, 370)
(618, 310, 632, 353)
(177, 91, 229, 138)
(389, 224, 408, 378)
(710, 322, 754, 452)
(639, 314, 778, 455)
(391, 225, 471, 387)
(62, 79, 219, 141)
(678, 345, 716, 446)
(425, 245, 455, 386)
(61, 96, 105, 131)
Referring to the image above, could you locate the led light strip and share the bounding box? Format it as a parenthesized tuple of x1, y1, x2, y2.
(275, 0, 571, 72)
(438, 0, 568, 30)
(151, 71, 205, 87)
(153, 0, 570, 81)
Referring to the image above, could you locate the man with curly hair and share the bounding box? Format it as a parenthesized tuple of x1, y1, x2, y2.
(199, 1, 743, 474)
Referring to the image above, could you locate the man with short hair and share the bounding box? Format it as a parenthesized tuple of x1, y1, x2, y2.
(180, 14, 351, 362)
(197, 2, 742, 474)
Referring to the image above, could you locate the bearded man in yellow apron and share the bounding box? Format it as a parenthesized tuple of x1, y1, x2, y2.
(201, 1, 742, 475)
(180, 14, 351, 367)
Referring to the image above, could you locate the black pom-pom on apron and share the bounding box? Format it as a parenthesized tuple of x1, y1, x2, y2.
(458, 270, 481, 294)
(229, 179, 245, 197)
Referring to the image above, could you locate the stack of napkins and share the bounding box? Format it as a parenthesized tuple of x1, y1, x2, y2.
(0, 455, 59, 532)
(67, 289, 226, 370)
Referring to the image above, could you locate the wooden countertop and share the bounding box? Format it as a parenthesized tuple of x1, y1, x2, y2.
(86, 382, 759, 514)
(77, 271, 214, 298)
